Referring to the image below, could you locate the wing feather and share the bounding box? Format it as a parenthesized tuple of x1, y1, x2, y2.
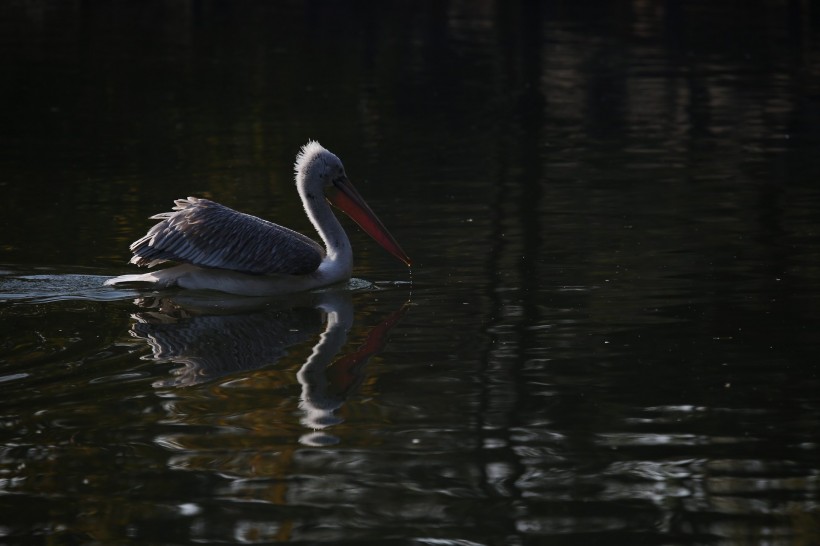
(129, 197, 324, 275)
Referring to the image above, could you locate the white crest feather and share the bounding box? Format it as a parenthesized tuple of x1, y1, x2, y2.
(294, 140, 326, 176)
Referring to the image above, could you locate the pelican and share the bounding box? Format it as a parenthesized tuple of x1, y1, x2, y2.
(105, 141, 410, 296)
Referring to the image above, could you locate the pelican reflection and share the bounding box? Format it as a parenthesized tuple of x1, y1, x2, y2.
(129, 289, 408, 443)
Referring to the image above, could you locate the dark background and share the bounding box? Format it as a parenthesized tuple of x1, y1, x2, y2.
(2, 1, 820, 544)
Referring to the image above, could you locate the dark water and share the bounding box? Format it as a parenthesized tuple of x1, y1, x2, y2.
(3, 1, 820, 544)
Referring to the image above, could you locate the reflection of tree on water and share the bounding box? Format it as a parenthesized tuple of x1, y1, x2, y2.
(129, 289, 408, 444)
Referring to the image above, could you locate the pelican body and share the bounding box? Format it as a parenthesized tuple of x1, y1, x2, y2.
(105, 141, 410, 296)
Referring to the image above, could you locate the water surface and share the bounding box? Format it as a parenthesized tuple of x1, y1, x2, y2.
(2, 1, 820, 544)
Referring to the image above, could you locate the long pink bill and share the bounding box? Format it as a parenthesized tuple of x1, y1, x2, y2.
(326, 177, 411, 267)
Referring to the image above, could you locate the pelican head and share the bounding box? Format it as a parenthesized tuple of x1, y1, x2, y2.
(294, 141, 411, 267)
(294, 140, 346, 192)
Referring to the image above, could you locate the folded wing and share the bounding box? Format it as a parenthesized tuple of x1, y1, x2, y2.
(129, 197, 324, 276)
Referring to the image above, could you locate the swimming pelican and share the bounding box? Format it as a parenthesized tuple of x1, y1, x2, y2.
(105, 141, 410, 296)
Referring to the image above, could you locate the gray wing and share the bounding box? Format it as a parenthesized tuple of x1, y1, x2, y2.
(129, 197, 324, 275)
